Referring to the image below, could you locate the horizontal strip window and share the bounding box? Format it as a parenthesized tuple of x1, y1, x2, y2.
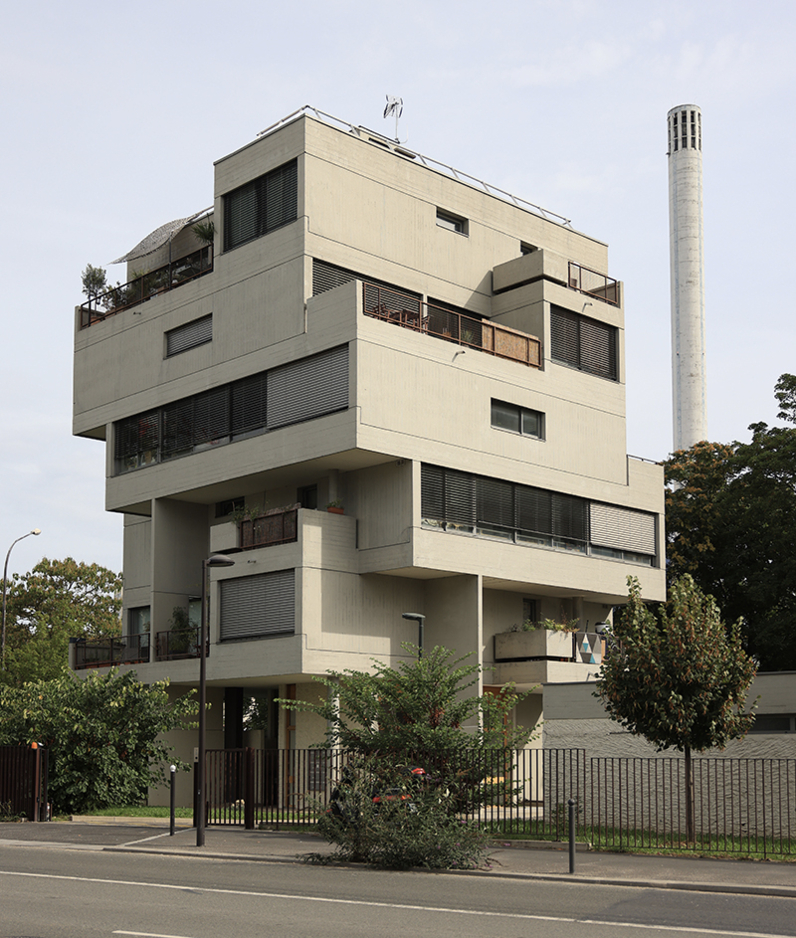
(551, 305, 617, 381)
(491, 399, 544, 439)
(114, 345, 348, 474)
(166, 314, 212, 357)
(421, 464, 656, 564)
(223, 158, 298, 252)
(220, 569, 295, 641)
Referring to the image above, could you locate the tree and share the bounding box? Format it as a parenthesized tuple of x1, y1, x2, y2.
(1, 558, 122, 686)
(596, 575, 757, 839)
(80, 263, 107, 300)
(0, 670, 197, 813)
(664, 374, 796, 670)
(280, 645, 534, 868)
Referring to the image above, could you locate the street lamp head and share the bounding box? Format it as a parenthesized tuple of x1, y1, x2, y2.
(205, 553, 235, 568)
(402, 612, 425, 623)
(31, 529, 41, 536)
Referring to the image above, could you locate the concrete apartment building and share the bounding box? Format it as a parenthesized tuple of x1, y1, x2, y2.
(72, 107, 666, 802)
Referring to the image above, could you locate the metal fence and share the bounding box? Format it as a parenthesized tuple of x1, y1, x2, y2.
(199, 748, 796, 856)
(0, 745, 49, 821)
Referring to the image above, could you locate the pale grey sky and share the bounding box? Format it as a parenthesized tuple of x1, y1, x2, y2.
(2, 0, 794, 576)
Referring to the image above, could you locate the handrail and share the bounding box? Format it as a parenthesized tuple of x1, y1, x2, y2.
(363, 283, 542, 368)
(240, 506, 299, 550)
(568, 261, 619, 306)
(80, 245, 213, 328)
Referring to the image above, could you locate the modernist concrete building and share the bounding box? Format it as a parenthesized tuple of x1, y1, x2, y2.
(72, 107, 666, 804)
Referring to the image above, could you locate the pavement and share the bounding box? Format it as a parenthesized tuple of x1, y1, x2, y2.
(1, 819, 796, 898)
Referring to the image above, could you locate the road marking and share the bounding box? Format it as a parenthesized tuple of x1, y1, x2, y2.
(0, 870, 789, 938)
(114, 932, 193, 938)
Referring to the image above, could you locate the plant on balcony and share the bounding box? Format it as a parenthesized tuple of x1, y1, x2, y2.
(192, 220, 215, 245)
(167, 606, 196, 655)
(80, 263, 108, 302)
(326, 499, 344, 514)
(517, 616, 579, 633)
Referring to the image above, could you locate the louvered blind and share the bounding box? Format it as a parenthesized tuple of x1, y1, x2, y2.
(267, 345, 349, 429)
(551, 305, 617, 380)
(231, 372, 268, 436)
(476, 476, 514, 529)
(444, 469, 476, 526)
(193, 386, 230, 445)
(220, 570, 295, 641)
(166, 314, 212, 357)
(421, 464, 445, 520)
(515, 486, 552, 537)
(161, 399, 193, 459)
(590, 503, 656, 555)
(551, 493, 588, 542)
(223, 159, 298, 251)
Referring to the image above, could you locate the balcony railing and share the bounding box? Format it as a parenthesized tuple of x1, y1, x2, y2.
(240, 505, 299, 550)
(363, 283, 541, 368)
(156, 627, 205, 661)
(568, 262, 619, 306)
(73, 633, 149, 669)
(80, 245, 214, 328)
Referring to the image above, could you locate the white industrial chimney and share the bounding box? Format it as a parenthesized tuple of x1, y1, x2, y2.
(667, 104, 706, 451)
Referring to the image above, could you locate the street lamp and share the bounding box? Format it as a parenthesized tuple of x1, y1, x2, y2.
(402, 612, 425, 657)
(196, 553, 235, 847)
(1, 529, 41, 671)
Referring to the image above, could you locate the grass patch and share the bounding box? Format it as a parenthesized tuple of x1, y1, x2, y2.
(79, 805, 194, 819)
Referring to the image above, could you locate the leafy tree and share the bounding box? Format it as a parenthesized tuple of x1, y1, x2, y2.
(596, 575, 757, 839)
(2, 558, 122, 686)
(80, 263, 108, 299)
(0, 670, 197, 813)
(280, 645, 533, 868)
(664, 374, 796, 670)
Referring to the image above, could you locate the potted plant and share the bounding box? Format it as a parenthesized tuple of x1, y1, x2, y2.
(326, 499, 344, 515)
(494, 617, 579, 662)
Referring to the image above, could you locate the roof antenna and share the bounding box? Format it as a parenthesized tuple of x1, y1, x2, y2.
(383, 95, 404, 142)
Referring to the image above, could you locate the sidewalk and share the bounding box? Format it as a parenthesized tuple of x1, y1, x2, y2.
(2, 820, 796, 897)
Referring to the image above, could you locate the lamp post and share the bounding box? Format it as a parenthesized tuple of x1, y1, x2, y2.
(402, 612, 425, 657)
(1, 529, 41, 671)
(196, 553, 235, 847)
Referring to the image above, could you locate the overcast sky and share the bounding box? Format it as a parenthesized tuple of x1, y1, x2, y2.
(2, 0, 794, 578)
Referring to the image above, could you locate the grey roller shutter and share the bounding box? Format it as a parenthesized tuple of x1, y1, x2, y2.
(166, 314, 212, 357)
(590, 504, 656, 555)
(421, 465, 444, 521)
(220, 570, 295, 640)
(267, 345, 349, 429)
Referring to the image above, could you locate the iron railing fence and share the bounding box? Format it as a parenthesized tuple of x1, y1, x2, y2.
(73, 633, 149, 669)
(363, 283, 542, 369)
(199, 748, 796, 856)
(568, 262, 619, 306)
(80, 245, 213, 327)
(239, 506, 299, 550)
(0, 745, 48, 821)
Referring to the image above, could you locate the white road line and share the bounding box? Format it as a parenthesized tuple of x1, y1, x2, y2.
(0, 870, 788, 938)
(114, 932, 194, 938)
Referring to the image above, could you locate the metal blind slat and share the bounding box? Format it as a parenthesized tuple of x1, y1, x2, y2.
(268, 345, 349, 429)
(220, 570, 295, 640)
(590, 503, 656, 554)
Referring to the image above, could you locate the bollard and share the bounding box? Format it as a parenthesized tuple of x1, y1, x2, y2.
(568, 798, 575, 874)
(170, 765, 177, 836)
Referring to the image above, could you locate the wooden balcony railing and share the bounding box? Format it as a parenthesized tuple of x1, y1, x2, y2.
(80, 245, 213, 328)
(240, 505, 299, 550)
(568, 261, 619, 306)
(363, 283, 541, 368)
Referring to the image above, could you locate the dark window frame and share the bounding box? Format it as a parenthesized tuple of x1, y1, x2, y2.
(223, 159, 298, 252)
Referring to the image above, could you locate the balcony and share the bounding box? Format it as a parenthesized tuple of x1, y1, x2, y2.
(72, 633, 149, 669)
(239, 505, 299, 550)
(568, 262, 619, 306)
(155, 627, 204, 661)
(491, 628, 603, 687)
(363, 283, 541, 368)
(79, 245, 213, 328)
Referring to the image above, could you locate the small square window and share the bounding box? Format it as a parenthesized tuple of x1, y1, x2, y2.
(436, 210, 468, 235)
(491, 399, 544, 440)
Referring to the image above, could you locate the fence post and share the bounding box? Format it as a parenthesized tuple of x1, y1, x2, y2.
(245, 747, 255, 830)
(170, 765, 177, 836)
(568, 798, 576, 874)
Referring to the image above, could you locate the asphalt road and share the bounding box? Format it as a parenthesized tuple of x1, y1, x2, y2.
(2, 843, 796, 938)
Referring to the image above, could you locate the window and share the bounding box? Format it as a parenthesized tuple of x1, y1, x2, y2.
(550, 305, 617, 380)
(522, 598, 537, 624)
(128, 606, 150, 637)
(491, 400, 544, 439)
(421, 464, 656, 564)
(298, 484, 318, 509)
(115, 346, 349, 473)
(216, 497, 244, 518)
(220, 570, 295, 640)
(520, 243, 537, 255)
(436, 209, 468, 235)
(223, 159, 298, 251)
(165, 314, 212, 357)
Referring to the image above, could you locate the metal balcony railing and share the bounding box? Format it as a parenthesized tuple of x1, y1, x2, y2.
(80, 245, 213, 327)
(363, 283, 542, 368)
(72, 634, 149, 669)
(568, 262, 619, 306)
(156, 627, 205, 661)
(239, 506, 299, 550)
